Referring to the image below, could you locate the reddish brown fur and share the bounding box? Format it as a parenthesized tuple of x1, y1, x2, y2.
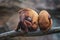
(38, 10, 53, 32)
(16, 8, 38, 32)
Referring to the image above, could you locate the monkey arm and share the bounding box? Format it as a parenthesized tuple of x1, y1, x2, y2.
(24, 20, 32, 26)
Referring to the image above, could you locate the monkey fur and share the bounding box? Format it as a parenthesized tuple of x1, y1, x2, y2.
(38, 10, 53, 32)
(16, 8, 38, 32)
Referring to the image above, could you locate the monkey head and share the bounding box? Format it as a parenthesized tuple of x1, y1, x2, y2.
(16, 8, 38, 32)
(38, 10, 53, 32)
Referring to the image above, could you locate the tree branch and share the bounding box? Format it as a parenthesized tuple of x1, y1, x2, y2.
(0, 27, 60, 38)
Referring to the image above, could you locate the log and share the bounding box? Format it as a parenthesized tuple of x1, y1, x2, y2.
(0, 27, 60, 38)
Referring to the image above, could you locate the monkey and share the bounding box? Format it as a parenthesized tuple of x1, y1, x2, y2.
(15, 8, 38, 32)
(38, 10, 53, 32)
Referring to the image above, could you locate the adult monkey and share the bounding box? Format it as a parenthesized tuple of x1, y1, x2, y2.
(15, 8, 38, 32)
(38, 10, 53, 32)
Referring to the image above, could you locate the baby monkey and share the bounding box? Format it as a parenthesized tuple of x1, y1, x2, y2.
(38, 10, 53, 32)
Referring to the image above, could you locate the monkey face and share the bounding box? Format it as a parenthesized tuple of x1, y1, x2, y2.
(19, 9, 32, 26)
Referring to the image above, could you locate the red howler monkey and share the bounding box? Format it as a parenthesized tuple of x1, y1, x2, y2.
(38, 10, 53, 32)
(15, 8, 38, 32)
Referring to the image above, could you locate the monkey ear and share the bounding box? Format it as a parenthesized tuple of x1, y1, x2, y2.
(48, 15, 51, 18)
(48, 15, 51, 19)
